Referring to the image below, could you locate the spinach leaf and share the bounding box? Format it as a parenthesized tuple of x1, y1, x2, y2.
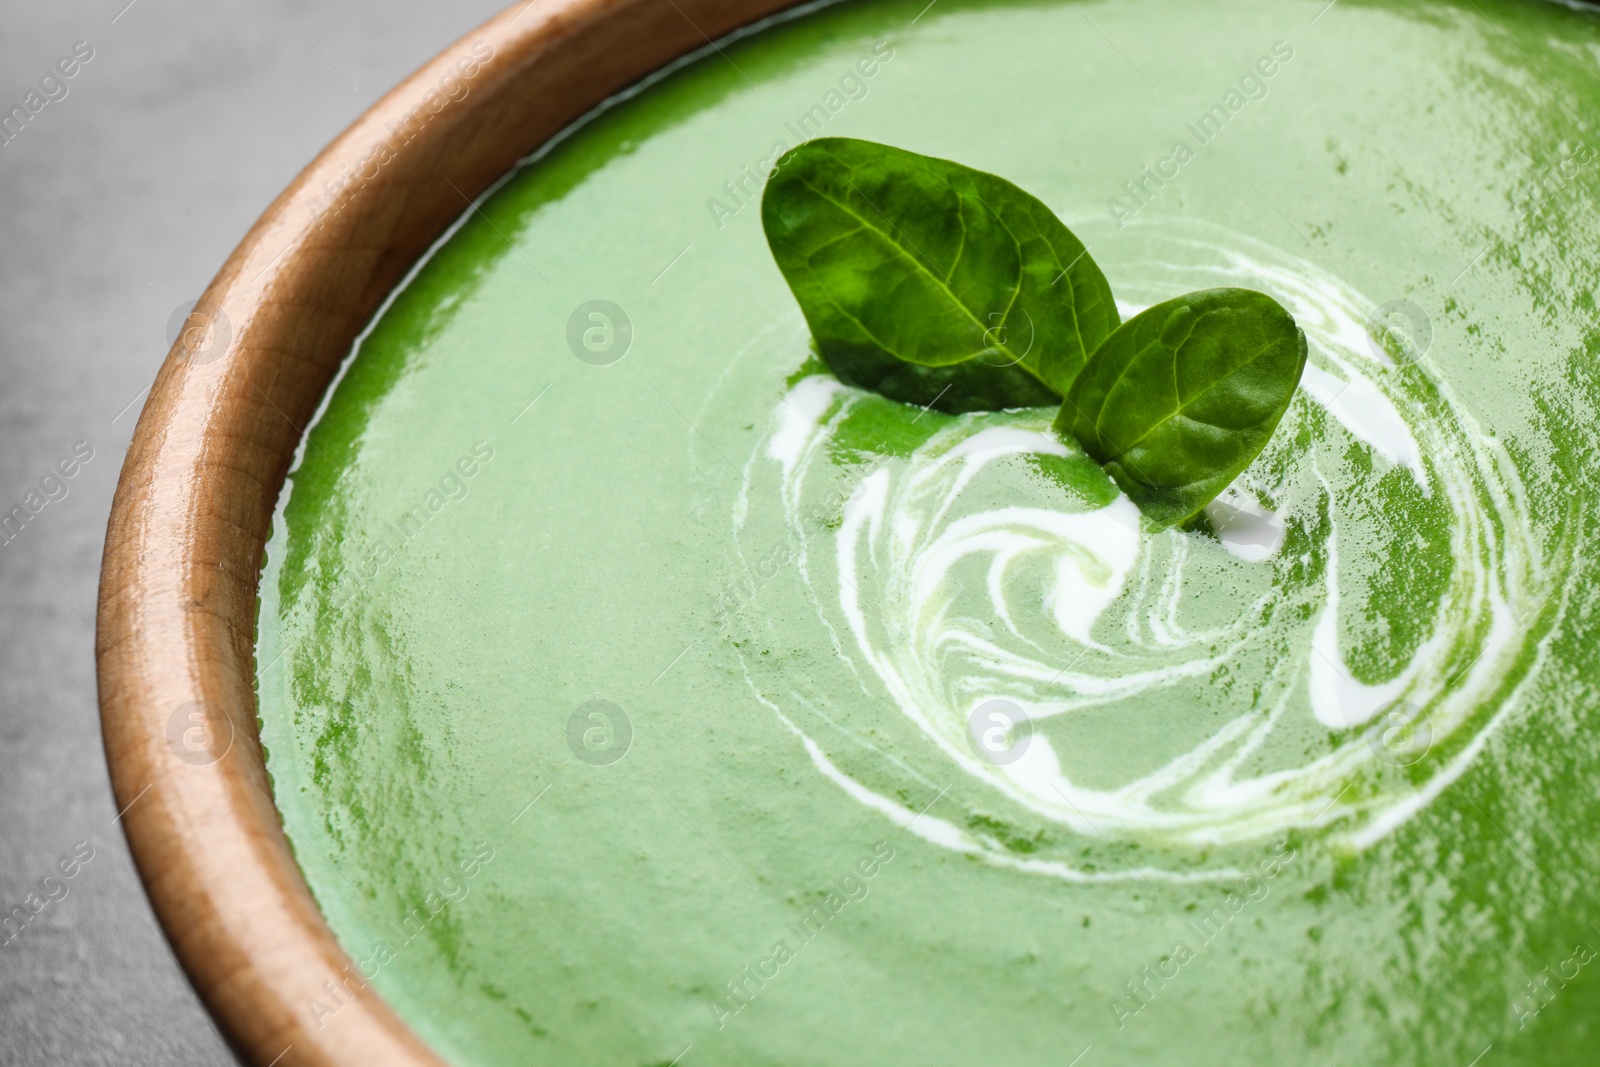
(761, 138, 1118, 413)
(1055, 287, 1307, 529)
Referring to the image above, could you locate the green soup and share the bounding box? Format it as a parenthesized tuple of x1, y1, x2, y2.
(256, 0, 1600, 1063)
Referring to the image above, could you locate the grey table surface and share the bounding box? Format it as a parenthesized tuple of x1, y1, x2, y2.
(0, 2, 508, 1062)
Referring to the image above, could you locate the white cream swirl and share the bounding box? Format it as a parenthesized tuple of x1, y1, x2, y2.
(722, 222, 1558, 880)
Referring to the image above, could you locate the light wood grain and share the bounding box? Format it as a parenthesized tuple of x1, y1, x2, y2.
(95, 2, 805, 1063)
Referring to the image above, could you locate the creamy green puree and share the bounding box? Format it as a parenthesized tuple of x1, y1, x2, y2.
(256, 0, 1600, 1062)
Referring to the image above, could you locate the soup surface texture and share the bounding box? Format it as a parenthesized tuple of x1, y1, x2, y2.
(256, 0, 1600, 1063)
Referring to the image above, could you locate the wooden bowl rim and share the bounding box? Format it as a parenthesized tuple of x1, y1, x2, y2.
(94, 1, 808, 1064)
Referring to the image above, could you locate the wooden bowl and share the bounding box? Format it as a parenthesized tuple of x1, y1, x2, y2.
(94, 2, 807, 1063)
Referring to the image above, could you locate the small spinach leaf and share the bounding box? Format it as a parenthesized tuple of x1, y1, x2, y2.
(761, 138, 1118, 413)
(1055, 287, 1307, 529)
